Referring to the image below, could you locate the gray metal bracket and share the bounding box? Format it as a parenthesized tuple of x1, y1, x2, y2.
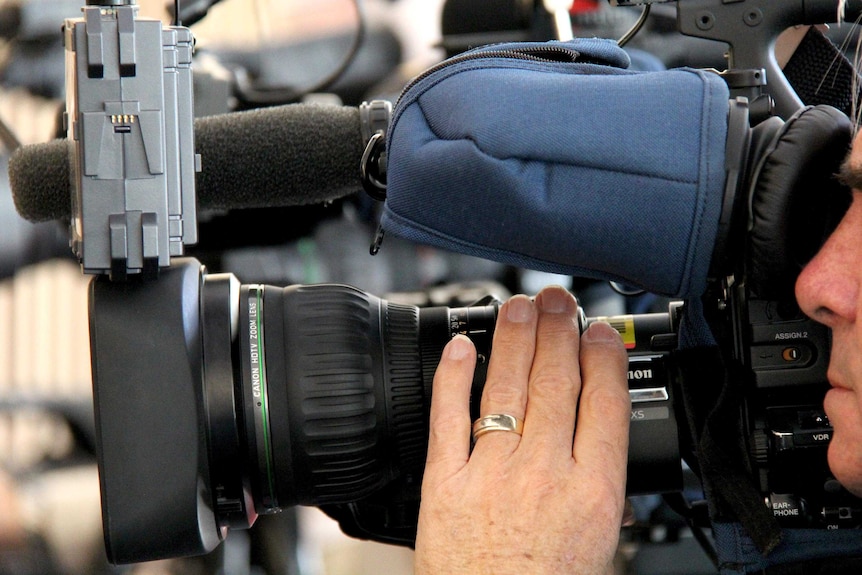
(65, 2, 198, 279)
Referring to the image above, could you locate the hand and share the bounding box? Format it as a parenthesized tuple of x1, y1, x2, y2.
(415, 285, 630, 575)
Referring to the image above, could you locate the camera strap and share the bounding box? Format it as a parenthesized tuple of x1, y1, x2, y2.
(677, 300, 781, 558)
(675, 344, 783, 558)
(711, 523, 862, 574)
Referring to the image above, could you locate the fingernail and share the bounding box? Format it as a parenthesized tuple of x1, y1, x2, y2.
(537, 286, 573, 314)
(582, 321, 622, 343)
(506, 295, 534, 323)
(445, 335, 473, 360)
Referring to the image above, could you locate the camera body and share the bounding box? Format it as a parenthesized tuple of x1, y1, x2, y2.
(87, 232, 855, 563)
(89, 259, 688, 559)
(738, 289, 846, 528)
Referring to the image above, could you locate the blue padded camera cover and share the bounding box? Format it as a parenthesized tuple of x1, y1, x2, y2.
(382, 39, 730, 298)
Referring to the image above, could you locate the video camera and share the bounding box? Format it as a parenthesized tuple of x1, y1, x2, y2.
(9, 0, 862, 568)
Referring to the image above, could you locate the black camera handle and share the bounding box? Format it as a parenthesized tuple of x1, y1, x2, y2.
(674, 0, 862, 119)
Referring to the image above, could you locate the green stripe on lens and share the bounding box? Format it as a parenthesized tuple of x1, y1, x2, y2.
(256, 289, 277, 503)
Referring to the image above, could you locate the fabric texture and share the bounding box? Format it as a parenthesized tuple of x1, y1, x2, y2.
(383, 38, 730, 298)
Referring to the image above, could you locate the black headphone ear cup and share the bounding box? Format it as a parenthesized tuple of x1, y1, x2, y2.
(747, 105, 853, 300)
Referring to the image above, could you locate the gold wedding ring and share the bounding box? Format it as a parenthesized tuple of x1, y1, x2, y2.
(472, 413, 525, 441)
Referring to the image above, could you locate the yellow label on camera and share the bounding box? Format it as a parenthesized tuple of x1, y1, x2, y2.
(594, 315, 636, 349)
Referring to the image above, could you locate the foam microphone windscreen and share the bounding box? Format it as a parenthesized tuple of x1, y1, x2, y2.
(8, 138, 70, 222)
(8, 103, 366, 222)
(194, 104, 364, 210)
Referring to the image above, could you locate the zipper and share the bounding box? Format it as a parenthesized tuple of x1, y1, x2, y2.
(395, 44, 586, 106)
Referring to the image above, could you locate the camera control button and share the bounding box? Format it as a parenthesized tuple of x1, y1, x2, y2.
(798, 410, 829, 430)
(824, 479, 843, 494)
(750, 343, 814, 369)
(822, 506, 861, 528)
(767, 493, 807, 526)
(782, 347, 801, 362)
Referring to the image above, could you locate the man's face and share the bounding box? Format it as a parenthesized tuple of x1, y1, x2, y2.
(796, 130, 862, 495)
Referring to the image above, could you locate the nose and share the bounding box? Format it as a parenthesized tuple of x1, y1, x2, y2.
(795, 195, 861, 328)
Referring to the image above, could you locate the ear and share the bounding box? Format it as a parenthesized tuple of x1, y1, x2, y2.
(746, 105, 853, 300)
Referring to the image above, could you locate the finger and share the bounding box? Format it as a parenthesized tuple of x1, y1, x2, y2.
(622, 498, 636, 527)
(425, 335, 476, 481)
(572, 322, 630, 487)
(521, 286, 581, 450)
(475, 295, 537, 449)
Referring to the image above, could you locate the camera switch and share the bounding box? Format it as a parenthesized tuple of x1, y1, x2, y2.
(782, 346, 803, 362)
(750, 343, 813, 369)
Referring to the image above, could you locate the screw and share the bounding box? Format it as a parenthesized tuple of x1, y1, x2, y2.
(696, 10, 714, 30)
(744, 9, 763, 26)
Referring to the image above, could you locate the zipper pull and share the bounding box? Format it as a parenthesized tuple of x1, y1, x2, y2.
(369, 223, 385, 256)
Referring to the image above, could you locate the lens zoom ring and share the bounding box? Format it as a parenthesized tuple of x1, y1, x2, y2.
(285, 285, 384, 503)
(383, 302, 426, 472)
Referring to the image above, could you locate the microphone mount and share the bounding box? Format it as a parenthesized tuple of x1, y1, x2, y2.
(359, 100, 390, 202)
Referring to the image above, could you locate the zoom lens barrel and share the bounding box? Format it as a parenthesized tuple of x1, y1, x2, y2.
(90, 258, 682, 563)
(224, 282, 499, 514)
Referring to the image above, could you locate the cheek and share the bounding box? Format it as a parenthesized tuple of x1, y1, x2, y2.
(824, 388, 862, 496)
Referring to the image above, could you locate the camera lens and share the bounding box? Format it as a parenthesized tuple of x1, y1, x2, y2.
(90, 258, 680, 562)
(204, 276, 499, 527)
(90, 258, 500, 562)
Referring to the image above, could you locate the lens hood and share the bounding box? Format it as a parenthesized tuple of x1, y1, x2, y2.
(89, 259, 223, 563)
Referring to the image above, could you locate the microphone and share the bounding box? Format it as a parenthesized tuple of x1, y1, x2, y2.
(9, 103, 369, 223)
